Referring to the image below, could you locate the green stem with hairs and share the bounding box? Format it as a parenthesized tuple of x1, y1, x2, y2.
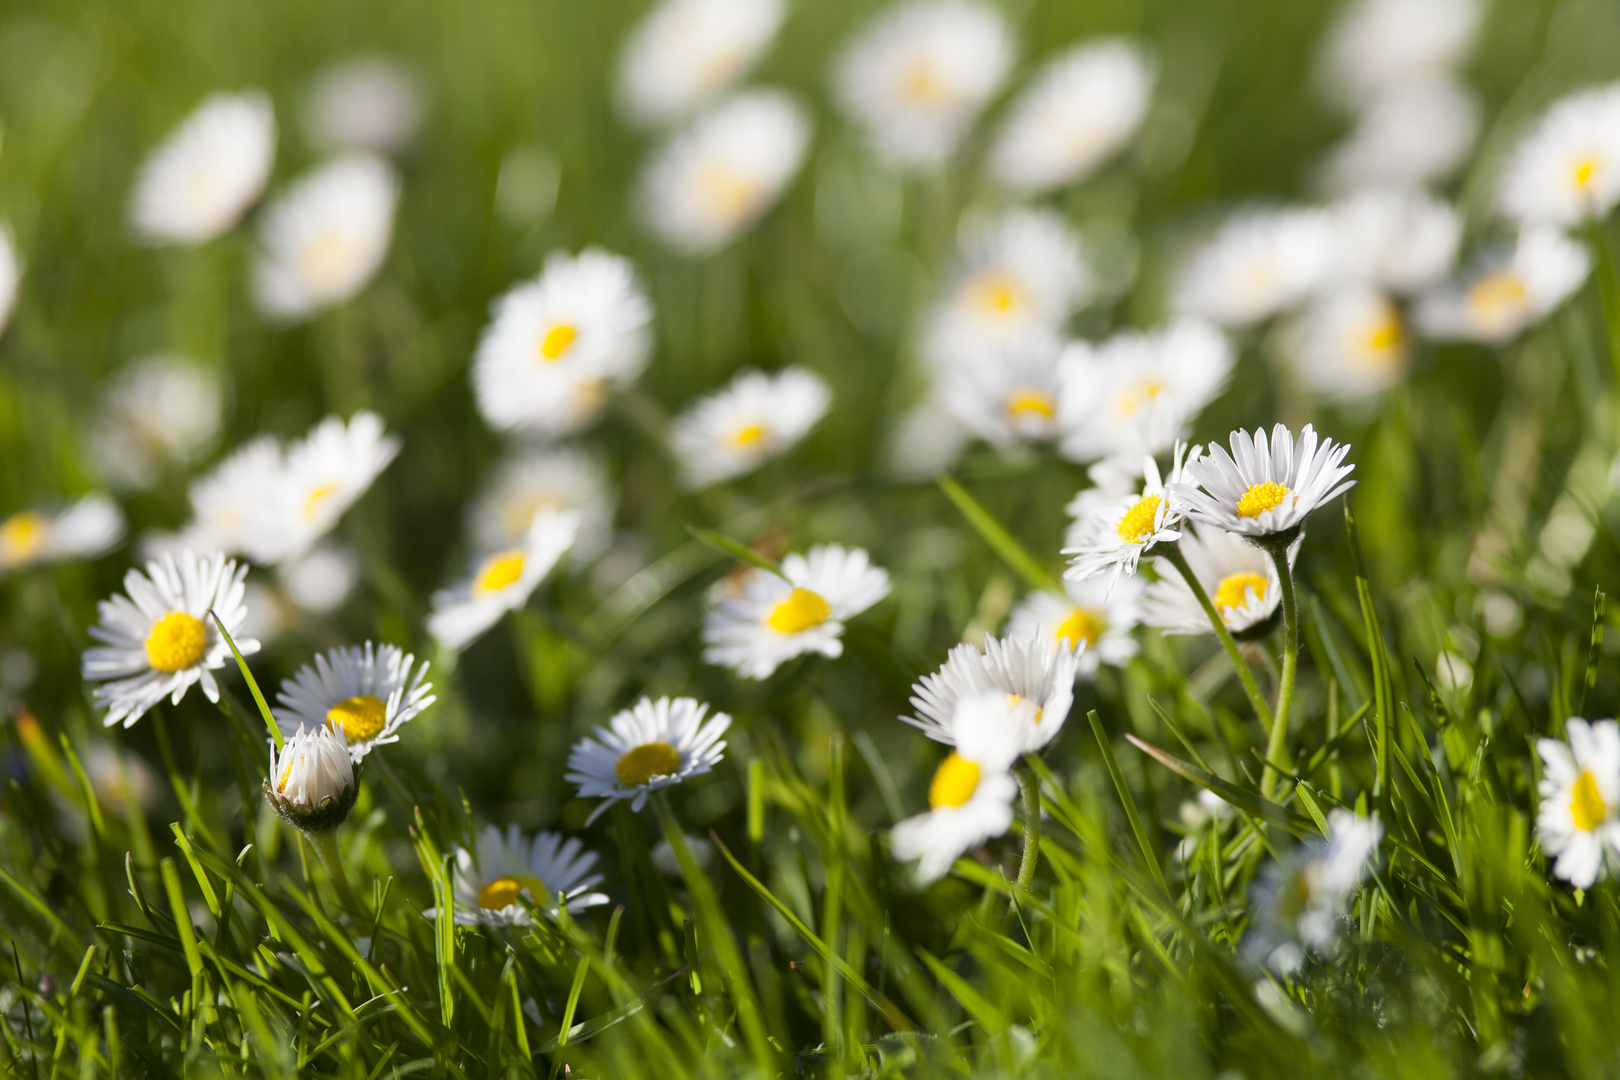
(1013, 765, 1041, 894)
(1158, 542, 1274, 730)
(1260, 540, 1300, 800)
(306, 829, 366, 923)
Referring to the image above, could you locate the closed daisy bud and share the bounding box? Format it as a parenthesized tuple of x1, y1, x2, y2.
(1173, 208, 1336, 328)
(904, 633, 1078, 754)
(1497, 83, 1620, 228)
(1536, 718, 1620, 889)
(1318, 78, 1479, 193)
(306, 57, 423, 156)
(1172, 423, 1356, 540)
(131, 91, 277, 246)
(273, 642, 434, 763)
(1003, 573, 1143, 679)
(616, 0, 787, 127)
(431, 825, 609, 927)
(428, 509, 580, 651)
(566, 696, 730, 822)
(1414, 227, 1590, 344)
(1141, 523, 1287, 639)
(671, 366, 830, 488)
(1063, 444, 1197, 587)
(264, 723, 358, 833)
(93, 356, 223, 492)
(0, 496, 124, 572)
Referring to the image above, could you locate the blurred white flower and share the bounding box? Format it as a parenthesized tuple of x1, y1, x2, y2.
(1172, 423, 1356, 539)
(273, 642, 434, 763)
(306, 57, 423, 155)
(433, 825, 608, 927)
(1536, 718, 1620, 889)
(1434, 649, 1473, 692)
(1002, 573, 1142, 679)
(275, 542, 360, 614)
(834, 0, 1014, 172)
(0, 226, 19, 340)
(471, 248, 653, 438)
(1284, 288, 1408, 405)
(1328, 188, 1460, 295)
(470, 447, 615, 565)
(80, 744, 159, 811)
(1319, 0, 1479, 107)
(265, 723, 357, 832)
(427, 509, 579, 651)
(671, 366, 830, 488)
(638, 89, 811, 254)
(1415, 227, 1591, 344)
(1248, 810, 1382, 973)
(616, 0, 787, 127)
(1318, 78, 1479, 193)
(154, 437, 285, 561)
(939, 336, 1076, 449)
(1497, 83, 1620, 228)
(988, 39, 1154, 194)
(257, 411, 401, 564)
(93, 356, 222, 491)
(0, 496, 124, 572)
(1141, 523, 1285, 637)
(131, 91, 276, 245)
(236, 579, 293, 645)
(904, 633, 1078, 753)
(1173, 208, 1336, 328)
(566, 696, 730, 820)
(1063, 447, 1195, 588)
(886, 395, 973, 480)
(254, 153, 399, 320)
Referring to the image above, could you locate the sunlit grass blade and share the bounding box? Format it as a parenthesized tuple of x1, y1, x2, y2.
(936, 474, 1061, 592)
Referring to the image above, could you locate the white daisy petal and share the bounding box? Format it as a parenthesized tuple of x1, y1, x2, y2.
(1497, 83, 1620, 228)
(904, 633, 1077, 753)
(616, 0, 787, 127)
(432, 824, 609, 927)
(1171, 423, 1356, 539)
(131, 92, 277, 245)
(428, 509, 580, 652)
(1536, 718, 1620, 889)
(1414, 227, 1591, 344)
(1002, 573, 1142, 679)
(0, 495, 125, 572)
(566, 696, 731, 822)
(671, 366, 830, 488)
(1141, 523, 1286, 636)
(272, 642, 434, 763)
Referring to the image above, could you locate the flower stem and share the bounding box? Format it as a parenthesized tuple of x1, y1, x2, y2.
(307, 829, 367, 922)
(1260, 541, 1300, 800)
(1014, 765, 1041, 894)
(1159, 543, 1274, 729)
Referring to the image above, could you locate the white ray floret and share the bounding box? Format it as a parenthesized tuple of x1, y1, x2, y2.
(617, 0, 788, 127)
(1173, 208, 1336, 328)
(1328, 188, 1461, 295)
(1536, 718, 1620, 889)
(255, 411, 401, 563)
(1318, 0, 1479, 107)
(904, 633, 1078, 753)
(1063, 446, 1196, 588)
(306, 57, 423, 155)
(672, 366, 830, 488)
(93, 356, 223, 491)
(1173, 424, 1356, 539)
(1141, 523, 1286, 637)
(0, 496, 125, 572)
(1284, 288, 1408, 405)
(885, 395, 973, 480)
(433, 825, 609, 927)
(1318, 78, 1479, 193)
(427, 509, 580, 652)
(567, 696, 731, 821)
(1497, 83, 1620, 228)
(469, 447, 615, 565)
(940, 336, 1077, 449)
(1414, 227, 1591, 344)
(1247, 810, 1382, 974)
(1003, 573, 1142, 680)
(131, 92, 277, 246)
(276, 542, 360, 615)
(154, 437, 287, 562)
(0, 225, 19, 340)
(273, 642, 434, 763)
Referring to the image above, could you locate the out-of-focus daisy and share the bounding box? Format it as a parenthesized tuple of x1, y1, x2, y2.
(904, 633, 1078, 753)
(1536, 718, 1620, 889)
(1319, 0, 1479, 107)
(0, 226, 19, 340)
(1246, 810, 1382, 974)
(1063, 446, 1195, 587)
(1003, 573, 1142, 679)
(306, 57, 423, 155)
(264, 722, 357, 833)
(131, 91, 277, 246)
(0, 496, 124, 572)
(471, 248, 653, 438)
(275, 542, 360, 614)
(1173, 208, 1336, 328)
(1319, 78, 1479, 193)
(566, 696, 730, 821)
(891, 691, 1025, 883)
(258, 411, 401, 564)
(1141, 523, 1286, 638)
(886, 395, 973, 480)
(92, 356, 222, 491)
(703, 544, 891, 679)
(158, 437, 286, 561)
(638, 90, 811, 255)
(1415, 227, 1591, 344)
(254, 153, 399, 320)
(834, 0, 1014, 172)
(273, 642, 433, 763)
(1173, 423, 1356, 540)
(940, 336, 1077, 449)
(988, 39, 1155, 194)
(427, 509, 579, 651)
(617, 0, 788, 127)
(1329, 188, 1460, 295)
(435, 825, 608, 927)
(1497, 84, 1620, 228)
(80, 744, 159, 812)
(671, 366, 830, 488)
(81, 551, 258, 728)
(1284, 288, 1409, 404)
(470, 448, 615, 565)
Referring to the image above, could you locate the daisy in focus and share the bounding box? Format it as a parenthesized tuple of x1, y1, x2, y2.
(427, 509, 580, 651)
(0, 226, 19, 340)
(469, 447, 615, 565)
(0, 496, 125, 572)
(92, 356, 222, 491)
(1415, 227, 1590, 344)
(471, 248, 653, 438)
(939, 336, 1077, 450)
(703, 544, 892, 679)
(306, 57, 423, 155)
(988, 39, 1155, 194)
(1141, 524, 1285, 638)
(130, 91, 277, 246)
(264, 723, 358, 833)
(616, 0, 788, 127)
(1497, 83, 1620, 228)
(1002, 572, 1143, 680)
(566, 696, 730, 821)
(671, 366, 831, 488)
(260, 411, 402, 563)
(1284, 288, 1409, 405)
(904, 633, 1078, 753)
(1063, 446, 1196, 587)
(1173, 208, 1337, 328)
(1172, 424, 1356, 540)
(1246, 810, 1382, 974)
(254, 153, 400, 321)
(436, 826, 609, 927)
(80, 550, 258, 728)
(638, 90, 811, 255)
(833, 0, 1014, 172)
(273, 642, 434, 763)
(1535, 718, 1620, 889)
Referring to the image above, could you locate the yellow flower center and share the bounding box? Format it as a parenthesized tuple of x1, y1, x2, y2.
(1115, 494, 1162, 545)
(1235, 482, 1289, 519)
(1005, 388, 1056, 421)
(1574, 156, 1599, 190)
(474, 549, 527, 595)
(298, 229, 356, 292)
(1053, 607, 1103, 648)
(1117, 380, 1166, 416)
(144, 611, 208, 673)
(733, 423, 766, 446)
(700, 165, 759, 214)
(304, 481, 340, 520)
(768, 587, 832, 633)
(1360, 302, 1404, 369)
(614, 741, 682, 787)
(928, 752, 980, 809)
(1006, 692, 1044, 725)
(1572, 769, 1607, 832)
(539, 324, 577, 362)
(901, 59, 947, 104)
(0, 511, 47, 565)
(1214, 571, 1268, 613)
(478, 875, 546, 910)
(969, 271, 1024, 316)
(326, 695, 388, 744)
(1465, 271, 1529, 325)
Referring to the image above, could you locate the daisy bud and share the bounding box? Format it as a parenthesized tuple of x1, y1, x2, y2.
(264, 723, 359, 833)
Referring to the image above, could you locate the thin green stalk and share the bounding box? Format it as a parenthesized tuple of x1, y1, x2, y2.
(1014, 765, 1040, 894)
(1260, 541, 1300, 800)
(1158, 543, 1274, 729)
(305, 829, 366, 923)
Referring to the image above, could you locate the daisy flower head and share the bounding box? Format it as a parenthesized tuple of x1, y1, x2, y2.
(264, 722, 358, 833)
(1536, 718, 1620, 889)
(1003, 572, 1143, 680)
(1173, 208, 1337, 328)
(1497, 83, 1620, 228)
(0, 225, 19, 340)
(1284, 287, 1409, 405)
(566, 696, 731, 821)
(616, 0, 788, 127)
(703, 544, 892, 679)
(1319, 78, 1479, 193)
(163, 437, 287, 561)
(671, 366, 830, 488)
(891, 691, 1025, 883)
(427, 509, 580, 652)
(131, 91, 276, 246)
(259, 411, 401, 564)
(273, 643, 434, 763)
(254, 153, 400, 321)
(939, 334, 1076, 449)
(988, 38, 1155, 194)
(1141, 523, 1286, 639)
(904, 632, 1079, 753)
(1173, 424, 1355, 541)
(306, 57, 423, 155)
(833, 0, 1014, 172)
(93, 356, 223, 491)
(886, 395, 973, 481)
(81, 550, 258, 728)
(471, 248, 653, 438)
(469, 447, 615, 565)
(437, 825, 608, 927)
(1319, 0, 1479, 108)
(0, 496, 125, 572)
(1415, 227, 1591, 344)
(1329, 188, 1461, 295)
(1062, 445, 1196, 588)
(276, 542, 360, 615)
(1247, 810, 1382, 974)
(638, 89, 811, 256)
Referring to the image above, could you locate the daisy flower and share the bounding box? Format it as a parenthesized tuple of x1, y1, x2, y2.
(638, 89, 811, 255)
(1328, 188, 1461, 295)
(0, 496, 125, 572)
(891, 691, 1026, 883)
(130, 91, 277, 245)
(1318, 78, 1479, 193)
(273, 642, 434, 763)
(1246, 810, 1382, 974)
(92, 356, 222, 491)
(566, 696, 731, 821)
(276, 542, 360, 615)
(1536, 718, 1620, 889)
(833, 0, 1014, 172)
(258, 411, 401, 563)
(1497, 83, 1620, 228)
(939, 335, 1077, 449)
(616, 0, 788, 127)
(703, 544, 892, 679)
(671, 366, 831, 488)
(987, 39, 1155, 194)
(427, 509, 580, 651)
(1063, 446, 1196, 587)
(1284, 288, 1408, 405)
(158, 437, 287, 561)
(1003, 572, 1143, 679)
(80, 550, 259, 728)
(469, 447, 615, 565)
(1173, 208, 1337, 328)
(435, 825, 609, 927)
(886, 395, 973, 480)
(0, 225, 19, 340)
(1415, 227, 1591, 344)
(904, 633, 1079, 753)
(1318, 0, 1479, 107)
(264, 722, 358, 833)
(471, 248, 653, 438)
(306, 57, 423, 155)
(1173, 424, 1355, 540)
(1141, 523, 1286, 638)
(254, 153, 400, 321)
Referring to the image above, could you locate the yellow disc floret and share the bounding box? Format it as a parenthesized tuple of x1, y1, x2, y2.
(1053, 607, 1103, 649)
(474, 550, 527, 595)
(970, 272, 1023, 316)
(1465, 271, 1529, 327)
(326, 695, 388, 744)
(1004, 388, 1056, 421)
(928, 752, 981, 809)
(539, 324, 577, 361)
(1574, 156, 1598, 190)
(145, 612, 208, 673)
(1236, 482, 1289, 519)
(1214, 572, 1268, 613)
(0, 511, 47, 566)
(478, 875, 546, 910)
(303, 481, 340, 521)
(733, 423, 766, 446)
(615, 741, 682, 787)
(1115, 494, 1163, 544)
(1572, 769, 1607, 832)
(768, 587, 832, 634)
